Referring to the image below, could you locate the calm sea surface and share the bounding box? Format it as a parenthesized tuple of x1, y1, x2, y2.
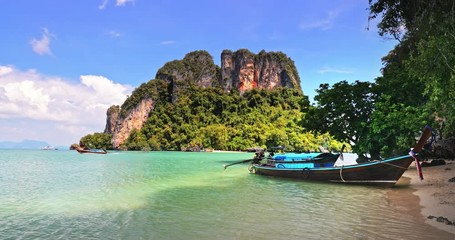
(0, 149, 453, 239)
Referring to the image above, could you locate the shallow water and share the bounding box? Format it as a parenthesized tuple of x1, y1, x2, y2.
(0, 150, 453, 239)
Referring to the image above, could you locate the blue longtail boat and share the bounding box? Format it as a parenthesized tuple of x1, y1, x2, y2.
(248, 127, 432, 187)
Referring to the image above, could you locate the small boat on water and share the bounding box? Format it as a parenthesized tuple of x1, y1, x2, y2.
(226, 126, 432, 187)
(76, 148, 107, 154)
(42, 145, 58, 150)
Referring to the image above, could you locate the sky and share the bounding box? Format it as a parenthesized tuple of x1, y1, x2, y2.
(0, 0, 397, 146)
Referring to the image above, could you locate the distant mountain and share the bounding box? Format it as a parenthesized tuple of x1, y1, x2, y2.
(0, 140, 50, 149)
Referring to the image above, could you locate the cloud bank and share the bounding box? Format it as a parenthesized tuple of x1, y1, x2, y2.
(0, 65, 133, 145)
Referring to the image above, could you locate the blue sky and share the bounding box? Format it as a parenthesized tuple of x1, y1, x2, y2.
(0, 0, 397, 146)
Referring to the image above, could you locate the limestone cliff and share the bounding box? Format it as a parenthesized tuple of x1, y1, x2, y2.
(155, 49, 302, 96)
(104, 49, 302, 149)
(108, 98, 154, 149)
(155, 50, 220, 103)
(221, 49, 302, 94)
(104, 105, 119, 135)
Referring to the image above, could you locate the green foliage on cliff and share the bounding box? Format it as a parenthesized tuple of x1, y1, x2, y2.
(120, 81, 161, 118)
(79, 132, 113, 150)
(155, 50, 220, 88)
(121, 82, 348, 152)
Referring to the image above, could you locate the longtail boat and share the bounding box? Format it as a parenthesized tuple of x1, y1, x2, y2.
(250, 155, 415, 187)
(225, 126, 432, 187)
(76, 148, 107, 154)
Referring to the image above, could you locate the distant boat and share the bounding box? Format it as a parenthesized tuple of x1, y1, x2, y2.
(42, 146, 58, 150)
(76, 148, 107, 154)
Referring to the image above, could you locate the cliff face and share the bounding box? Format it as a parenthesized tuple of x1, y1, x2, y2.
(105, 49, 302, 149)
(107, 98, 154, 149)
(221, 49, 302, 94)
(104, 105, 120, 135)
(155, 49, 302, 96)
(155, 50, 220, 103)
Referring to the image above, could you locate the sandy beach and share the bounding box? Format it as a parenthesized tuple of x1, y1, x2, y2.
(402, 161, 455, 235)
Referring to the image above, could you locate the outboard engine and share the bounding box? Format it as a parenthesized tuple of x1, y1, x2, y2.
(252, 149, 265, 164)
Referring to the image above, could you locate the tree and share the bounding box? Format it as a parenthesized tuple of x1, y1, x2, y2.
(79, 132, 112, 150)
(370, 42, 430, 157)
(304, 81, 378, 158)
(406, 32, 455, 138)
(122, 129, 149, 150)
(369, 0, 455, 138)
(369, 98, 430, 156)
(265, 129, 289, 149)
(198, 124, 229, 150)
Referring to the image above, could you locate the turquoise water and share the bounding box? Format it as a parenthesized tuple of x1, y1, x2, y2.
(0, 150, 452, 239)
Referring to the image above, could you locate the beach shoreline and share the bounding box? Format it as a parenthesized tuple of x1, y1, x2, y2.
(402, 161, 455, 235)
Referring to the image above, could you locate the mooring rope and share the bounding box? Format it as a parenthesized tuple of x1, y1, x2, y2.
(339, 165, 345, 182)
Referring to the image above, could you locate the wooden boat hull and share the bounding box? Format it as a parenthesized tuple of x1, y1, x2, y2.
(76, 149, 107, 154)
(252, 155, 415, 187)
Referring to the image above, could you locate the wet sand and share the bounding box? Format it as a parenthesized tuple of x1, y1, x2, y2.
(398, 161, 455, 236)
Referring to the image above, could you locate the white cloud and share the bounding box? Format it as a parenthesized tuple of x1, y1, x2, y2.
(299, 11, 339, 31)
(98, 0, 133, 9)
(107, 30, 121, 38)
(318, 66, 354, 74)
(0, 65, 133, 145)
(160, 40, 175, 45)
(99, 0, 109, 9)
(30, 28, 53, 56)
(80, 75, 131, 108)
(0, 65, 14, 76)
(116, 0, 134, 6)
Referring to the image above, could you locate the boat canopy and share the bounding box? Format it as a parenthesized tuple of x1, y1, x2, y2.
(272, 152, 327, 161)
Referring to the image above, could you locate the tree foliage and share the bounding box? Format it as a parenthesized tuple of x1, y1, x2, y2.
(303, 1, 454, 158)
(368, 40, 431, 157)
(118, 82, 348, 152)
(79, 132, 113, 150)
(303, 81, 378, 158)
(369, 0, 455, 138)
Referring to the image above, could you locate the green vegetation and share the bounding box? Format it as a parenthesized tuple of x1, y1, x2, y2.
(303, 1, 455, 158)
(79, 132, 113, 150)
(303, 81, 378, 158)
(121, 82, 348, 152)
(370, 0, 455, 134)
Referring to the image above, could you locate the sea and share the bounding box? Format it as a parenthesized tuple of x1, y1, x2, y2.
(0, 149, 453, 239)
